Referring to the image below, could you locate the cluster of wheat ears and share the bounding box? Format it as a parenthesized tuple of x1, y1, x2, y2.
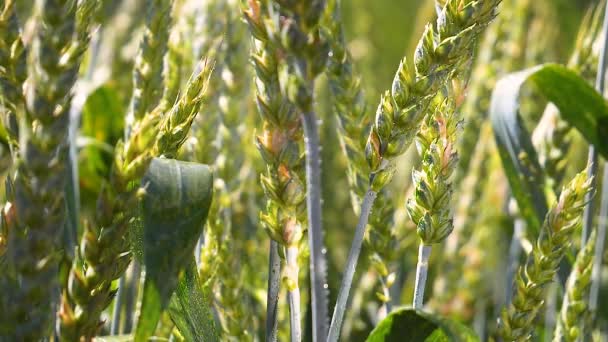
(0, 0, 608, 341)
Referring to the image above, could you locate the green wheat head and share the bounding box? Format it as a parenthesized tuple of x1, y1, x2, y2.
(366, 0, 501, 192)
(499, 171, 593, 341)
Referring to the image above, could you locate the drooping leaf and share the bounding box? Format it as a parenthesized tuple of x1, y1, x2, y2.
(168, 260, 218, 342)
(366, 308, 479, 342)
(490, 63, 608, 236)
(135, 158, 213, 341)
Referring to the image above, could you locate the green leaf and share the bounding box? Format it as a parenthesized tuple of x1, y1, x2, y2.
(366, 308, 479, 342)
(79, 85, 124, 203)
(490, 63, 608, 235)
(168, 260, 218, 342)
(81, 85, 124, 144)
(135, 158, 213, 341)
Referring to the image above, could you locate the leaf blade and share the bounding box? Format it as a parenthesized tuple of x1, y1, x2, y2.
(135, 158, 214, 341)
(490, 63, 608, 235)
(366, 308, 479, 342)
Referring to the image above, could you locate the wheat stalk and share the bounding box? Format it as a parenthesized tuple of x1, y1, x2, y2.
(0, 0, 27, 155)
(59, 5, 216, 332)
(195, 1, 255, 338)
(0, 0, 89, 338)
(329, 1, 501, 339)
(323, 0, 397, 312)
(264, 2, 332, 338)
(408, 97, 461, 309)
(243, 1, 308, 340)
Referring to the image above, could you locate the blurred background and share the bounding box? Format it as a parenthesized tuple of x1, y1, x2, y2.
(5, 0, 605, 340)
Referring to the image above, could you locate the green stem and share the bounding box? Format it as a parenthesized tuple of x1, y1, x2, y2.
(286, 245, 301, 342)
(413, 244, 432, 309)
(266, 241, 280, 342)
(328, 189, 377, 342)
(123, 261, 141, 333)
(110, 276, 126, 334)
(589, 163, 608, 321)
(381, 281, 392, 315)
(301, 110, 329, 341)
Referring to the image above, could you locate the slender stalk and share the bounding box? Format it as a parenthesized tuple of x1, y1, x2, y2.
(329, 2, 501, 337)
(286, 245, 301, 342)
(263, 1, 331, 336)
(589, 163, 608, 321)
(323, 0, 397, 312)
(123, 261, 141, 333)
(110, 276, 126, 334)
(301, 110, 329, 339)
(328, 189, 377, 342)
(413, 244, 432, 309)
(1, 0, 87, 338)
(243, 2, 309, 340)
(381, 281, 392, 314)
(581, 0, 608, 244)
(266, 241, 280, 342)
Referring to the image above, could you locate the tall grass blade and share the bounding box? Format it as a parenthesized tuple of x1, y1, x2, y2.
(328, 189, 377, 342)
(266, 241, 280, 342)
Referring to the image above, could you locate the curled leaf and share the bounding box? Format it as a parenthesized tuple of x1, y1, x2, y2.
(491, 63, 608, 236)
(135, 158, 213, 341)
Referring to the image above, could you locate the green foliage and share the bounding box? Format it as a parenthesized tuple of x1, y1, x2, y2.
(554, 229, 597, 341)
(136, 158, 213, 341)
(79, 85, 125, 201)
(0, 0, 89, 338)
(2, 1, 608, 341)
(366, 308, 479, 342)
(168, 261, 218, 342)
(491, 64, 608, 235)
(499, 171, 593, 340)
(407, 99, 459, 245)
